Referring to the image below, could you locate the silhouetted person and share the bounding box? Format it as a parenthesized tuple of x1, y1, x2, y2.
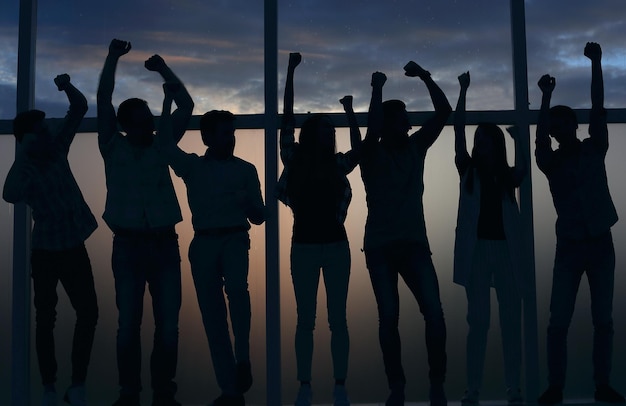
(535, 42, 624, 405)
(97, 39, 193, 406)
(275, 53, 381, 406)
(453, 71, 527, 406)
(3, 74, 98, 406)
(360, 61, 452, 406)
(157, 81, 264, 406)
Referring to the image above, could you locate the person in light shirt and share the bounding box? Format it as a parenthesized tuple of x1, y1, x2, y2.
(157, 82, 265, 406)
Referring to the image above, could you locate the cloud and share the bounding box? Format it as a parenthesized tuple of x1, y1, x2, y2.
(1, 0, 625, 120)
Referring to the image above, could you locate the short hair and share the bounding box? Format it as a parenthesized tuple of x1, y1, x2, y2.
(117, 98, 149, 130)
(549, 105, 578, 126)
(200, 110, 236, 145)
(13, 109, 45, 142)
(382, 99, 406, 129)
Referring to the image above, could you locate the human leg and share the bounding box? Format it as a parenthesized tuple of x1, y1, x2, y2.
(31, 249, 61, 388)
(545, 238, 584, 390)
(112, 234, 147, 396)
(291, 243, 322, 383)
(321, 240, 351, 382)
(464, 240, 493, 397)
(490, 241, 522, 396)
(189, 235, 237, 395)
(58, 245, 99, 387)
(399, 242, 447, 389)
(147, 235, 182, 400)
(365, 245, 404, 398)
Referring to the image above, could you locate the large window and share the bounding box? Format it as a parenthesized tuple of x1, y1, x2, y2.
(2, 1, 626, 405)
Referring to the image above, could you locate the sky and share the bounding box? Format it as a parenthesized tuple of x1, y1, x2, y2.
(1, 1, 626, 404)
(1, 0, 625, 121)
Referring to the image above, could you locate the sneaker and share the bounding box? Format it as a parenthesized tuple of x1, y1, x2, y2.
(64, 385, 86, 406)
(236, 361, 253, 393)
(333, 385, 350, 406)
(537, 386, 562, 405)
(294, 384, 312, 406)
(112, 394, 141, 406)
(507, 388, 524, 406)
(210, 393, 245, 406)
(42, 390, 58, 406)
(595, 385, 626, 403)
(461, 390, 479, 406)
(430, 384, 447, 406)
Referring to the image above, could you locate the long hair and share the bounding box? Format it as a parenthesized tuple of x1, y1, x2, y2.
(468, 123, 515, 200)
(286, 114, 342, 208)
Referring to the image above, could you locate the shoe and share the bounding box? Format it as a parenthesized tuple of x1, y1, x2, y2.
(595, 385, 626, 403)
(386, 387, 405, 406)
(42, 390, 58, 406)
(152, 394, 181, 406)
(64, 385, 86, 406)
(210, 394, 245, 406)
(461, 389, 479, 406)
(537, 386, 562, 405)
(333, 384, 350, 406)
(507, 388, 524, 406)
(112, 394, 141, 406)
(236, 361, 253, 393)
(294, 384, 312, 406)
(430, 384, 447, 406)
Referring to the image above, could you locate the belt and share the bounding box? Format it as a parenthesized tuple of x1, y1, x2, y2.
(114, 226, 177, 239)
(194, 225, 249, 237)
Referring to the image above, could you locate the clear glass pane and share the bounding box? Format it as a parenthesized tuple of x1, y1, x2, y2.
(278, 0, 514, 113)
(526, 0, 626, 109)
(34, 2, 265, 118)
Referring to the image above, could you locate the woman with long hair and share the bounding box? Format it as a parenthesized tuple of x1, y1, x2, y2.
(453, 71, 527, 406)
(276, 52, 378, 406)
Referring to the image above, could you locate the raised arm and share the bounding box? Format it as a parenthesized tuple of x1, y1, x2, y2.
(339, 95, 361, 151)
(454, 71, 471, 174)
(584, 42, 608, 151)
(54, 74, 88, 152)
(97, 39, 131, 146)
(280, 52, 301, 164)
(535, 74, 556, 172)
(364, 71, 386, 145)
(405, 61, 453, 149)
(145, 55, 194, 143)
(156, 82, 193, 177)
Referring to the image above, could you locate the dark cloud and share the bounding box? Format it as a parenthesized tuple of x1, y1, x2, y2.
(1, 1, 625, 120)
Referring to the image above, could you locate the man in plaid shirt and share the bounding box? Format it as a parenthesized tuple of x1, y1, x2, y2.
(3, 73, 98, 406)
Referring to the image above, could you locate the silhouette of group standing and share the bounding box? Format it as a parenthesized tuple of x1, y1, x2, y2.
(3, 39, 624, 406)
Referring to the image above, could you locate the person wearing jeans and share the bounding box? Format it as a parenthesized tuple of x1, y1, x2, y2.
(97, 39, 193, 406)
(359, 61, 451, 406)
(3, 74, 98, 406)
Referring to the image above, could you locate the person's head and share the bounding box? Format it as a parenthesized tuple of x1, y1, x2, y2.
(298, 114, 336, 157)
(13, 109, 53, 159)
(382, 99, 411, 143)
(549, 105, 578, 145)
(117, 98, 155, 139)
(200, 110, 236, 159)
(472, 122, 508, 173)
